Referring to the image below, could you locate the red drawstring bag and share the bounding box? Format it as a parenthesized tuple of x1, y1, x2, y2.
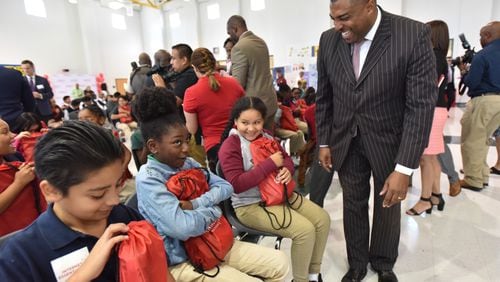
(250, 136, 295, 206)
(166, 168, 210, 200)
(0, 162, 46, 236)
(165, 168, 234, 275)
(15, 132, 45, 162)
(118, 220, 170, 282)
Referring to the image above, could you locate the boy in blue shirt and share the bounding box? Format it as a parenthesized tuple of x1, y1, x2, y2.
(0, 121, 149, 281)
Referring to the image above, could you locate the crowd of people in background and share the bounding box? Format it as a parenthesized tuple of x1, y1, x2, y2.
(0, 0, 499, 281)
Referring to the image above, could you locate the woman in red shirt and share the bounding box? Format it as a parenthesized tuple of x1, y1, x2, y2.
(183, 47, 245, 172)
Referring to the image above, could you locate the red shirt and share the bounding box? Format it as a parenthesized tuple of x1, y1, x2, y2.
(304, 104, 316, 141)
(184, 74, 244, 151)
(0, 161, 47, 236)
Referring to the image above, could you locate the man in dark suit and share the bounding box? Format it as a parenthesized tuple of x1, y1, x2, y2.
(0, 66, 36, 128)
(21, 60, 54, 123)
(316, 0, 437, 281)
(227, 15, 278, 131)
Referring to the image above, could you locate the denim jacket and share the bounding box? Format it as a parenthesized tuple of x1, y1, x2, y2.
(136, 156, 233, 266)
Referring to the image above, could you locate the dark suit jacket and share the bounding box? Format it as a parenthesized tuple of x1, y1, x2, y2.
(0, 67, 35, 127)
(316, 9, 437, 174)
(27, 75, 54, 117)
(231, 31, 278, 118)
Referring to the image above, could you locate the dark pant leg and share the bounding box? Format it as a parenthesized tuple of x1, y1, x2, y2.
(337, 137, 372, 269)
(366, 140, 401, 271)
(309, 153, 334, 207)
(438, 142, 459, 184)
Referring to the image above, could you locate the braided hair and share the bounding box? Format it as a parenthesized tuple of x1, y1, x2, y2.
(191, 48, 220, 92)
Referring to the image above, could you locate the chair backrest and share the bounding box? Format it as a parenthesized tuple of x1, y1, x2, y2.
(125, 193, 138, 210)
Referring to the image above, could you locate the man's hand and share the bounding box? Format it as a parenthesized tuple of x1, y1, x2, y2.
(318, 147, 333, 173)
(379, 171, 409, 207)
(32, 91, 43, 99)
(152, 74, 166, 88)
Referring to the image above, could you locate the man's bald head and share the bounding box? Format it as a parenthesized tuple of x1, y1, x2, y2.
(227, 15, 248, 43)
(480, 21, 500, 47)
(138, 52, 151, 66)
(154, 49, 172, 68)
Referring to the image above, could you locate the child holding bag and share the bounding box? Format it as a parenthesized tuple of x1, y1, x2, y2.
(218, 97, 330, 282)
(134, 87, 289, 282)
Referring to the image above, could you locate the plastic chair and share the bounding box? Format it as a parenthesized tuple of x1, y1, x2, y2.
(125, 192, 138, 210)
(216, 162, 282, 249)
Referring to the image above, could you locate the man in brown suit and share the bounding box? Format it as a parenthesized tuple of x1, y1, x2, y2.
(316, 0, 437, 281)
(227, 15, 278, 130)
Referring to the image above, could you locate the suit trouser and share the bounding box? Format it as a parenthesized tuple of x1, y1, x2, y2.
(236, 193, 331, 282)
(338, 135, 400, 271)
(460, 94, 500, 187)
(169, 240, 289, 282)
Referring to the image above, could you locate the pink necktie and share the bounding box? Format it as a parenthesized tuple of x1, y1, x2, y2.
(29, 76, 35, 91)
(352, 41, 363, 80)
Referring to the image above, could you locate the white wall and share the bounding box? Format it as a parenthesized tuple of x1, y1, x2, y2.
(0, 0, 145, 94)
(162, 0, 200, 50)
(1, 0, 499, 96)
(0, 0, 85, 74)
(140, 7, 165, 56)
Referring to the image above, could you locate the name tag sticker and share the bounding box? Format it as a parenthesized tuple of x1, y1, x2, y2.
(36, 84, 44, 90)
(50, 247, 89, 282)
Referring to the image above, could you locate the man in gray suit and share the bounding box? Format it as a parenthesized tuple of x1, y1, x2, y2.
(227, 15, 278, 130)
(316, 0, 436, 281)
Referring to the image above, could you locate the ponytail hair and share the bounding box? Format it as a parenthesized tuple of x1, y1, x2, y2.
(191, 48, 220, 92)
(220, 96, 267, 144)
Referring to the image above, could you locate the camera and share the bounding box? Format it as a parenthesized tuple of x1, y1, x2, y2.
(451, 33, 475, 67)
(147, 64, 178, 84)
(450, 33, 476, 95)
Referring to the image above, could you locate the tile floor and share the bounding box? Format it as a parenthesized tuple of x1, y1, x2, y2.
(259, 105, 500, 281)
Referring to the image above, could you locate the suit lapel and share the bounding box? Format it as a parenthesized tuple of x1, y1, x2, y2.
(338, 40, 356, 83)
(357, 10, 392, 85)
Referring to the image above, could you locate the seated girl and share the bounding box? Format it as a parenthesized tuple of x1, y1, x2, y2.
(113, 95, 137, 143)
(0, 118, 47, 236)
(78, 104, 135, 203)
(0, 121, 175, 281)
(11, 112, 48, 162)
(218, 97, 331, 282)
(134, 87, 289, 281)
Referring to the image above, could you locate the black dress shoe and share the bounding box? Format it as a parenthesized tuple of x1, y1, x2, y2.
(376, 270, 398, 282)
(341, 268, 367, 282)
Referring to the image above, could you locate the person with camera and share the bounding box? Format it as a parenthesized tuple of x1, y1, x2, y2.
(459, 21, 500, 192)
(126, 52, 152, 96)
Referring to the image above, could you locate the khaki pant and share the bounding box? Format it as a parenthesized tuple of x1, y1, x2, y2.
(169, 240, 289, 281)
(275, 128, 305, 154)
(461, 94, 500, 187)
(236, 193, 330, 282)
(189, 135, 207, 167)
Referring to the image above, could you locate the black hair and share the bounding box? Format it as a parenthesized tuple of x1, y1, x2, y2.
(80, 104, 106, 119)
(113, 92, 122, 98)
(63, 95, 71, 101)
(21, 59, 34, 67)
(223, 37, 236, 47)
(71, 99, 81, 107)
(118, 95, 130, 102)
(278, 84, 291, 93)
(133, 87, 181, 142)
(172, 43, 193, 63)
(12, 112, 42, 133)
(220, 96, 267, 143)
(34, 121, 124, 195)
